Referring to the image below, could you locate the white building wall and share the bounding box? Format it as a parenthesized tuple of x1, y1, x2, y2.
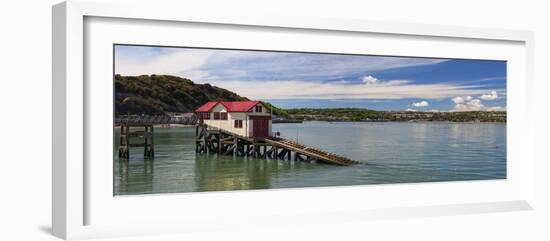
(203, 111, 248, 137)
(202, 103, 272, 137)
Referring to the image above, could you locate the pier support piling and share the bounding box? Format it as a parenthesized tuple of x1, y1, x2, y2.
(118, 123, 155, 160)
(195, 123, 358, 166)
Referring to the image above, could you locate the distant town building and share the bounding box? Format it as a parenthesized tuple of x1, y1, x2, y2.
(195, 101, 271, 138)
(166, 112, 194, 122)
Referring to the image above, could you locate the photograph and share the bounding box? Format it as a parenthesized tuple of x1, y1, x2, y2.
(113, 44, 507, 195)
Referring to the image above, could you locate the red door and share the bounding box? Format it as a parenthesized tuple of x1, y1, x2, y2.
(251, 116, 270, 137)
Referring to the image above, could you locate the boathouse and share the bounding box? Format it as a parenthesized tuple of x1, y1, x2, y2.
(195, 101, 272, 138)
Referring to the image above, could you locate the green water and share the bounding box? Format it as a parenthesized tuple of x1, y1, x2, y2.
(114, 122, 506, 195)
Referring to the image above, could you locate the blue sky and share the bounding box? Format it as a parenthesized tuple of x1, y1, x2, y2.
(115, 45, 506, 112)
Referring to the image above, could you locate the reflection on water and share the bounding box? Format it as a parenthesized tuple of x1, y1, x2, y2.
(116, 159, 154, 194)
(194, 154, 274, 191)
(114, 122, 506, 195)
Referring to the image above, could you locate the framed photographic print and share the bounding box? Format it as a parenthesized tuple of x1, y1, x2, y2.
(113, 44, 508, 195)
(53, 0, 535, 240)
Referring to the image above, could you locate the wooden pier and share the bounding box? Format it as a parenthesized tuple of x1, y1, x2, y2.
(196, 124, 359, 166)
(115, 113, 359, 165)
(118, 123, 155, 160)
(116, 114, 196, 160)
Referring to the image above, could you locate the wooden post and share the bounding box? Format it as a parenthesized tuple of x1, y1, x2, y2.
(232, 134, 237, 156)
(278, 149, 285, 159)
(151, 126, 154, 158)
(118, 124, 124, 159)
(252, 142, 257, 158)
(195, 125, 199, 153)
(217, 134, 221, 153)
(202, 126, 208, 154)
(238, 141, 242, 156)
(144, 126, 148, 157)
(144, 125, 154, 159)
(125, 124, 130, 159)
(118, 123, 130, 160)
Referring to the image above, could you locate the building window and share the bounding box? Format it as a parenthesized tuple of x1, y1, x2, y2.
(213, 112, 227, 120)
(255, 105, 263, 113)
(199, 112, 210, 120)
(234, 120, 243, 128)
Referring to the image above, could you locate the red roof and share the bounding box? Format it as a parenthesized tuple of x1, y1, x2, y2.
(195, 101, 262, 112)
(195, 101, 219, 112)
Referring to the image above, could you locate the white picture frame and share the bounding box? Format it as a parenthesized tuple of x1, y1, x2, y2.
(52, 0, 535, 240)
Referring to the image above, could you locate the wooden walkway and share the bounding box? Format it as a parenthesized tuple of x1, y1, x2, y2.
(196, 124, 359, 166)
(260, 137, 359, 165)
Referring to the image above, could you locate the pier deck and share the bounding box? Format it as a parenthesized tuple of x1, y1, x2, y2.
(196, 124, 359, 166)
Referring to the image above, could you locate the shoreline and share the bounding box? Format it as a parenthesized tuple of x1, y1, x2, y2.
(115, 120, 506, 129)
(153, 124, 195, 128)
(114, 120, 506, 129)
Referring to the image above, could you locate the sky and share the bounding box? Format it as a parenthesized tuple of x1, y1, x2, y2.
(115, 45, 507, 112)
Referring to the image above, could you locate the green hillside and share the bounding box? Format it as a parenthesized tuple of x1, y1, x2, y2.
(115, 74, 248, 115)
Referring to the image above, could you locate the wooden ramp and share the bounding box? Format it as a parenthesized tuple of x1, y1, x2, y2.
(260, 137, 359, 166)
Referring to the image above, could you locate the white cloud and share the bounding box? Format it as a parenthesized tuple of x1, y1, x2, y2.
(480, 90, 498, 101)
(115, 46, 448, 82)
(412, 100, 429, 107)
(182, 70, 210, 80)
(362, 75, 380, 85)
(428, 109, 439, 112)
(405, 108, 416, 112)
(469, 99, 483, 108)
(451, 96, 504, 111)
(115, 49, 214, 76)
(452, 96, 473, 104)
(452, 96, 464, 104)
(207, 79, 494, 100)
(486, 106, 506, 111)
(453, 98, 484, 111)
